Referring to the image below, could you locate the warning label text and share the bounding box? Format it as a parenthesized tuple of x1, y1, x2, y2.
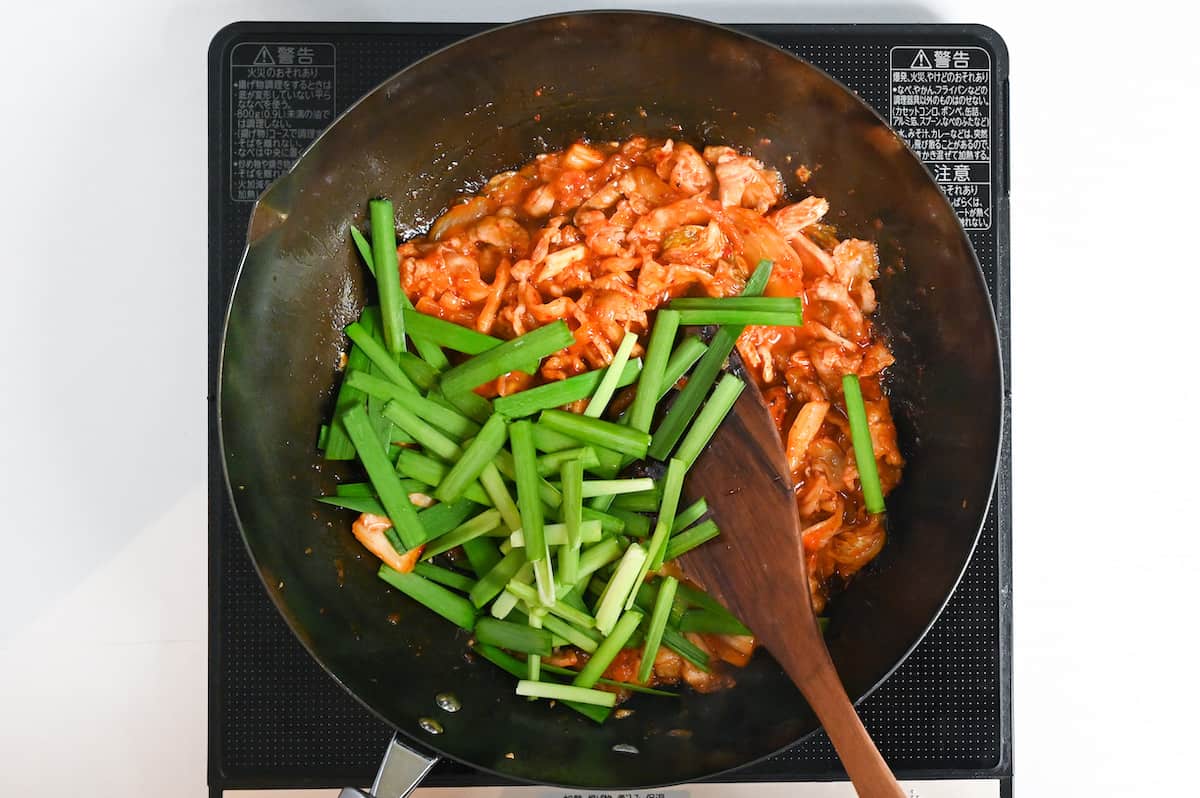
(889, 46, 992, 230)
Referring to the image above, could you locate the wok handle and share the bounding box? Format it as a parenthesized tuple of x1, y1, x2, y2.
(339, 734, 440, 798)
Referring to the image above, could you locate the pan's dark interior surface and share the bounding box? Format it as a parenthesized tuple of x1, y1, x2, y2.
(219, 12, 1002, 789)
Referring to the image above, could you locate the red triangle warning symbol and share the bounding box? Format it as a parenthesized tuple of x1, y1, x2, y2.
(253, 46, 275, 65)
(910, 49, 932, 69)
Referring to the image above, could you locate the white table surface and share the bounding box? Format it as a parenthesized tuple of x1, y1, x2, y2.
(1, 1, 1196, 795)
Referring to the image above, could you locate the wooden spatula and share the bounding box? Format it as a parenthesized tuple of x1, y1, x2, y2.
(678, 378, 905, 798)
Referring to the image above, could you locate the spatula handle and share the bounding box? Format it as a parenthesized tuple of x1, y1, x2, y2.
(795, 655, 906, 798)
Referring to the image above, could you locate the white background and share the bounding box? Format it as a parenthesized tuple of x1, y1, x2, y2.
(1, 1, 1196, 795)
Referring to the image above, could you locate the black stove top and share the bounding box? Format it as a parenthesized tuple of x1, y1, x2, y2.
(207, 21, 1011, 797)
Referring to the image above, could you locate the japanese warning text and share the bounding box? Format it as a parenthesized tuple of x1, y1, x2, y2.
(230, 43, 336, 202)
(889, 46, 991, 230)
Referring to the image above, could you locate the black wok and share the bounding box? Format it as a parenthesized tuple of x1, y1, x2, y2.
(219, 10, 1003, 791)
